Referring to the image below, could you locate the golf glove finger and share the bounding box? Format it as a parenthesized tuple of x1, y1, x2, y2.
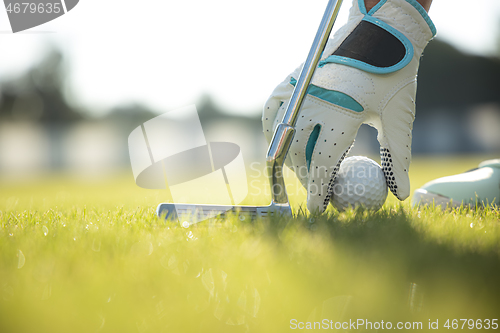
(263, 0, 436, 213)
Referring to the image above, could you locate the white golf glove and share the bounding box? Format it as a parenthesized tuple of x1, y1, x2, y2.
(263, 0, 436, 213)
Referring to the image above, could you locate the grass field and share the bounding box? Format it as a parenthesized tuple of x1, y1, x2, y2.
(1, 156, 499, 332)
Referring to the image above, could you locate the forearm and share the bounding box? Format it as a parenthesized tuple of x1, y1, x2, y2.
(365, 0, 432, 12)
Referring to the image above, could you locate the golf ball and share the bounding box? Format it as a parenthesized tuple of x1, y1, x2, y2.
(330, 156, 388, 211)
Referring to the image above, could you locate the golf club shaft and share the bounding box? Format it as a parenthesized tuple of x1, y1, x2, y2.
(266, 0, 343, 205)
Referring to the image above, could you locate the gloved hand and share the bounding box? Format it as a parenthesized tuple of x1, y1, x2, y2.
(262, 0, 436, 213)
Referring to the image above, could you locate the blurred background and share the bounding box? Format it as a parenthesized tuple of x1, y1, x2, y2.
(1, 0, 500, 181)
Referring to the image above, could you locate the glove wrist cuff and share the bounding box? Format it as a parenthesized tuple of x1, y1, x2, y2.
(319, 0, 436, 74)
(370, 0, 436, 53)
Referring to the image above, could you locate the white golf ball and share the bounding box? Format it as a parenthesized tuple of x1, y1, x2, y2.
(330, 156, 388, 211)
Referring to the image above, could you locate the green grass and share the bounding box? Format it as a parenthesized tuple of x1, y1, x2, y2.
(1, 156, 499, 332)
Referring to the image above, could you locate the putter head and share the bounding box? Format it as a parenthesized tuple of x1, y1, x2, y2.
(157, 202, 292, 225)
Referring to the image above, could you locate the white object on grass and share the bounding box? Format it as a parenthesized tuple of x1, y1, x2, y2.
(330, 156, 388, 211)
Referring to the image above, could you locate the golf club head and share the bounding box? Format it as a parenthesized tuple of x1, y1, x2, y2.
(157, 202, 292, 225)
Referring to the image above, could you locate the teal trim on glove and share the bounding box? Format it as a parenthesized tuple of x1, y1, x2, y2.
(290, 77, 364, 112)
(306, 124, 322, 172)
(318, 15, 414, 74)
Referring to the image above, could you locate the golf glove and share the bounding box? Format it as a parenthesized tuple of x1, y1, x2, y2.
(263, 0, 436, 212)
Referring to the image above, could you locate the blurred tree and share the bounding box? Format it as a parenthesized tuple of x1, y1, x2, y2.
(0, 46, 83, 124)
(413, 39, 500, 154)
(496, 19, 500, 58)
(103, 103, 158, 133)
(196, 94, 261, 130)
(417, 39, 500, 110)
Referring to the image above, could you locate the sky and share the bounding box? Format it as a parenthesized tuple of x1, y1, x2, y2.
(0, 0, 499, 116)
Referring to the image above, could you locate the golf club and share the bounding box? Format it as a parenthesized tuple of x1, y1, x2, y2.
(158, 0, 344, 223)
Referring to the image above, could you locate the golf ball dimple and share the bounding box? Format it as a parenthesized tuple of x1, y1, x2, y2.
(330, 156, 388, 211)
